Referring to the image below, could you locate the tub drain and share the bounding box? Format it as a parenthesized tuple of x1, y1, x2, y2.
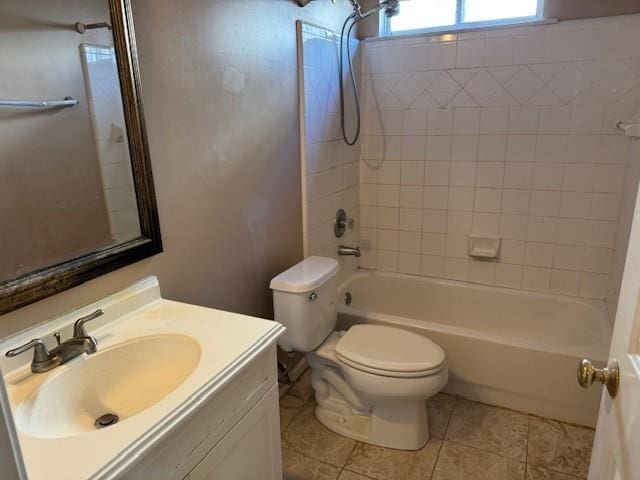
(95, 413, 119, 429)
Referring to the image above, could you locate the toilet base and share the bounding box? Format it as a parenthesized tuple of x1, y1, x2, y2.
(314, 397, 430, 450)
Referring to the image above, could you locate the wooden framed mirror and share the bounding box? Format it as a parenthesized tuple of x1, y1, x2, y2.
(0, 0, 162, 315)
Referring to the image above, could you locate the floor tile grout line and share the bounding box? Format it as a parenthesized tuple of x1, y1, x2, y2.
(342, 440, 361, 470)
(525, 414, 531, 465)
(280, 394, 311, 433)
(341, 466, 378, 480)
(441, 394, 458, 439)
(285, 446, 350, 475)
(442, 438, 528, 464)
(283, 376, 592, 480)
(525, 462, 586, 480)
(526, 460, 588, 480)
(427, 437, 446, 480)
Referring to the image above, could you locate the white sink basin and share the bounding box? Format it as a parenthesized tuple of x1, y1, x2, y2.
(15, 334, 201, 439)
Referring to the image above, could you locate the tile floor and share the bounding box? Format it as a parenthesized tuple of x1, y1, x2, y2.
(280, 369, 594, 480)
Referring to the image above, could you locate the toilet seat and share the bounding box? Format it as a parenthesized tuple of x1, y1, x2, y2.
(335, 325, 445, 378)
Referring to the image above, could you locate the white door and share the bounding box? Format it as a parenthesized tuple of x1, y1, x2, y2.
(588, 171, 640, 479)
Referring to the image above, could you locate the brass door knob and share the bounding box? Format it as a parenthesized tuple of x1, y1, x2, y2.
(577, 358, 619, 398)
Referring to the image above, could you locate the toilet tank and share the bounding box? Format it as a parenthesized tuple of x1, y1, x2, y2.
(270, 257, 340, 352)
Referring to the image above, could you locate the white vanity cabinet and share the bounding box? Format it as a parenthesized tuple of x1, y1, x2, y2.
(122, 345, 282, 480)
(0, 278, 285, 480)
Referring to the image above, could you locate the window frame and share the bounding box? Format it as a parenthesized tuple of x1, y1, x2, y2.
(381, 0, 545, 37)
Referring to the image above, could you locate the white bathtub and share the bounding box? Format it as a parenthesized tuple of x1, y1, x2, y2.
(337, 271, 612, 427)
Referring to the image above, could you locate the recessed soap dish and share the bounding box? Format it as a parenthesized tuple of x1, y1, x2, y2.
(468, 236, 501, 259)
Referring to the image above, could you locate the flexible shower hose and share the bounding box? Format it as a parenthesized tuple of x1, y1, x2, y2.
(339, 15, 361, 147)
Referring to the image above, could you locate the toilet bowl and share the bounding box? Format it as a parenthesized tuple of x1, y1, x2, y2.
(270, 257, 448, 450)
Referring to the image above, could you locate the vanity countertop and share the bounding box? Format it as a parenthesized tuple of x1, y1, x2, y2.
(0, 277, 284, 480)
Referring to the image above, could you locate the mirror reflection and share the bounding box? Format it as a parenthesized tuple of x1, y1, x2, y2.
(0, 0, 141, 283)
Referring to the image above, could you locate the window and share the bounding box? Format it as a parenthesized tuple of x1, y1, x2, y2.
(384, 0, 544, 36)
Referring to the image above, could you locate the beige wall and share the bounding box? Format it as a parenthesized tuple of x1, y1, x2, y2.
(0, 0, 115, 282)
(545, 0, 640, 21)
(358, 0, 640, 38)
(0, 0, 354, 338)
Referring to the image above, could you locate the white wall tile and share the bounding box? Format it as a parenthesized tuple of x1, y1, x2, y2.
(501, 239, 526, 264)
(501, 214, 529, 240)
(468, 260, 497, 284)
(474, 188, 502, 213)
(523, 266, 551, 291)
(422, 233, 446, 255)
(453, 108, 481, 134)
(450, 162, 477, 186)
(502, 189, 531, 215)
(354, 16, 640, 299)
(559, 192, 592, 218)
(426, 135, 452, 160)
(485, 37, 515, 67)
(535, 135, 567, 163)
(529, 190, 561, 216)
(557, 218, 589, 245)
(550, 269, 580, 295)
(495, 263, 523, 288)
(451, 135, 479, 161)
(427, 109, 454, 135)
(425, 161, 451, 186)
(509, 107, 540, 134)
(378, 162, 401, 184)
(401, 136, 427, 160)
(449, 187, 475, 211)
(399, 208, 423, 231)
(421, 254, 445, 277)
(532, 163, 563, 190)
(401, 160, 426, 184)
(480, 107, 509, 134)
(525, 242, 555, 267)
(402, 109, 428, 135)
(400, 185, 424, 208)
(476, 162, 505, 188)
(398, 252, 421, 274)
(538, 106, 571, 134)
(445, 257, 469, 280)
(377, 229, 399, 250)
(515, 34, 546, 64)
(562, 164, 596, 192)
(423, 186, 449, 209)
(430, 42, 457, 70)
(504, 163, 533, 189)
(506, 135, 537, 163)
(457, 40, 485, 68)
(553, 245, 584, 270)
(447, 211, 473, 234)
(478, 135, 507, 161)
(422, 209, 448, 233)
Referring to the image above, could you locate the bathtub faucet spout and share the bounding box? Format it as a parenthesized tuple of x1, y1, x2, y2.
(338, 245, 361, 257)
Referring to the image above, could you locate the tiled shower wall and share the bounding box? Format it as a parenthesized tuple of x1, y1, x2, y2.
(299, 22, 361, 282)
(81, 44, 140, 243)
(358, 14, 640, 305)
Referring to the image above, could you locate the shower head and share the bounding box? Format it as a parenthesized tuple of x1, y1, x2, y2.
(382, 0, 401, 17)
(352, 0, 402, 21)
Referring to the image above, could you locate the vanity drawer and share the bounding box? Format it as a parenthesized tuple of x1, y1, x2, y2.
(121, 344, 278, 480)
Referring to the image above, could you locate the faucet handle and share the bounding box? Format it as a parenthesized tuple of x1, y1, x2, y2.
(73, 309, 103, 339)
(5, 339, 62, 373)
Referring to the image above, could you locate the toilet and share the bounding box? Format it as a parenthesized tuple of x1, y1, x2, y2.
(270, 256, 448, 450)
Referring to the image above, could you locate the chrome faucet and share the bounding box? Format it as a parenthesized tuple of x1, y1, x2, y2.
(5, 309, 102, 373)
(338, 245, 361, 257)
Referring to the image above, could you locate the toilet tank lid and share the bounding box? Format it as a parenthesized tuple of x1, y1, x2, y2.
(270, 257, 340, 293)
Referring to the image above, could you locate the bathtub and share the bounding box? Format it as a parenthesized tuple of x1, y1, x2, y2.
(337, 270, 612, 427)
